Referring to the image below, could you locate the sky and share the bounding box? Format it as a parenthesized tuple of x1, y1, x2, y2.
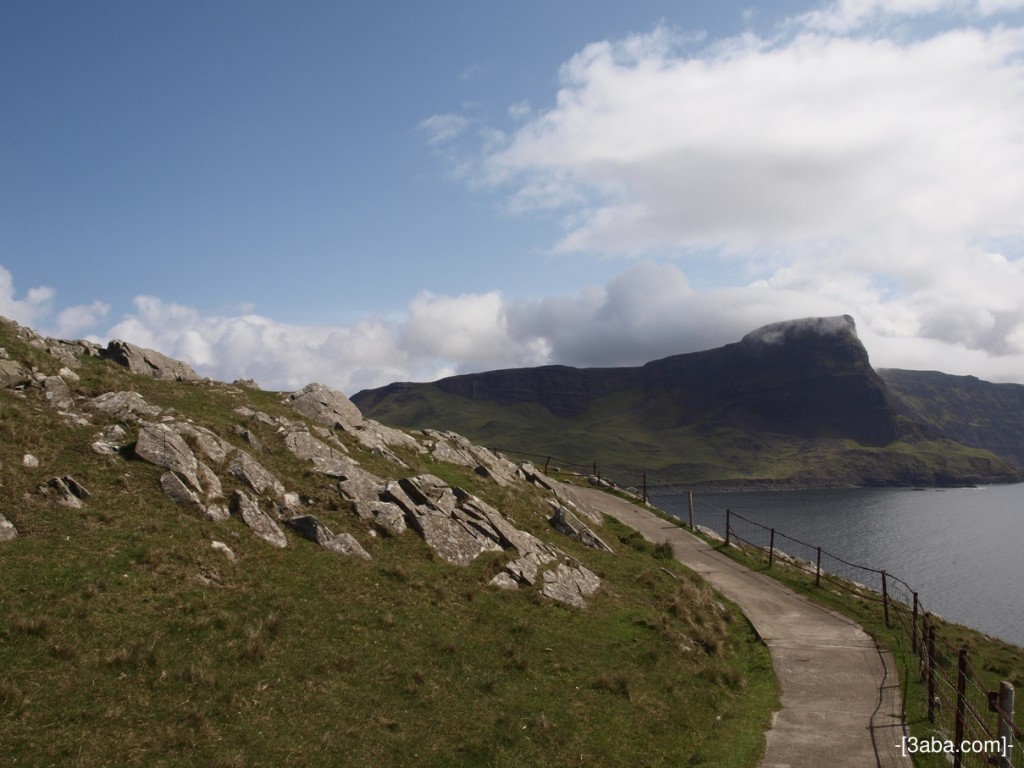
(3, 0, 1024, 393)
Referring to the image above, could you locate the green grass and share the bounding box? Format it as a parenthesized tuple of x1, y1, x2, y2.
(0, 320, 779, 767)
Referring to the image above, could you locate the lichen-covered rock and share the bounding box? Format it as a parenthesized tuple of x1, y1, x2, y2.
(288, 383, 364, 428)
(283, 429, 348, 463)
(227, 450, 285, 498)
(232, 491, 287, 548)
(285, 515, 371, 559)
(540, 563, 602, 609)
(0, 359, 30, 388)
(104, 340, 201, 381)
(135, 421, 201, 491)
(160, 471, 205, 515)
(548, 501, 614, 553)
(91, 424, 127, 455)
(172, 423, 235, 465)
(41, 375, 74, 410)
(87, 391, 163, 422)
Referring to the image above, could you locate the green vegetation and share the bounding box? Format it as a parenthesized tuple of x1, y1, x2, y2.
(0, 321, 778, 767)
(356, 384, 1014, 489)
(680, 522, 1024, 768)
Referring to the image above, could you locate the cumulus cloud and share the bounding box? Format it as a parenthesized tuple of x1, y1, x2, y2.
(426, 4, 1024, 380)
(0, 266, 54, 328)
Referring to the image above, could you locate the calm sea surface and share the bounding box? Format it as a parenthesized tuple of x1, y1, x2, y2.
(650, 484, 1024, 648)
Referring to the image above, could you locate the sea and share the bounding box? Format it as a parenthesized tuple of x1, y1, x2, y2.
(650, 484, 1024, 648)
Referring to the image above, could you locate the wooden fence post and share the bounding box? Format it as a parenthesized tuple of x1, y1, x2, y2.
(688, 490, 694, 529)
(998, 681, 1015, 768)
(768, 528, 775, 569)
(642, 473, 647, 505)
(927, 623, 937, 723)
(912, 592, 919, 655)
(815, 546, 822, 588)
(954, 649, 968, 768)
(725, 509, 731, 547)
(881, 570, 890, 628)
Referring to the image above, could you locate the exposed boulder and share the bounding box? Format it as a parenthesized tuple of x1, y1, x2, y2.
(91, 424, 128, 455)
(44, 476, 90, 508)
(0, 513, 18, 541)
(41, 375, 74, 410)
(283, 429, 348, 463)
(288, 383, 363, 428)
(285, 515, 371, 559)
(231, 491, 287, 548)
(540, 563, 602, 609)
(171, 422, 235, 466)
(0, 359, 30, 388)
(104, 340, 201, 381)
(160, 471, 206, 516)
(135, 421, 201, 491)
(548, 500, 614, 553)
(211, 540, 236, 560)
(87, 391, 163, 422)
(227, 450, 286, 498)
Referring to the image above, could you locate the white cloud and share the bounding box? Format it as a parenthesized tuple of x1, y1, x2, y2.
(0, 266, 54, 328)
(419, 113, 470, 145)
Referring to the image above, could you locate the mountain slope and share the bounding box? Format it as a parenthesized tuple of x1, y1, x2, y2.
(0, 315, 776, 767)
(355, 316, 1019, 488)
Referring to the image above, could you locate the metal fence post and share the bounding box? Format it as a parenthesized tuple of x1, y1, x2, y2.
(768, 528, 775, 569)
(954, 649, 968, 768)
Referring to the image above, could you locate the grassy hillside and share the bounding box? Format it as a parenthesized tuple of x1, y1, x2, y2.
(0, 319, 777, 767)
(355, 383, 1016, 489)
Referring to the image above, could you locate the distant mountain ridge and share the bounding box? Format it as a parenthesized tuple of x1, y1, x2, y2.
(354, 316, 1022, 488)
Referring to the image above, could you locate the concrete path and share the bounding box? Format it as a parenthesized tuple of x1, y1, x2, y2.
(557, 484, 912, 768)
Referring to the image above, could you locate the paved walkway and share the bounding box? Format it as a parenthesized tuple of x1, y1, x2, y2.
(557, 484, 912, 768)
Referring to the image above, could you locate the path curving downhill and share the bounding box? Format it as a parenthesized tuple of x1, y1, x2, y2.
(557, 484, 912, 768)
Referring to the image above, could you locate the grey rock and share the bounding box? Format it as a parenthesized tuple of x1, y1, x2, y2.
(288, 382, 363, 428)
(104, 339, 200, 381)
(91, 424, 127, 455)
(232, 491, 287, 548)
(0, 359, 30, 387)
(58, 366, 80, 384)
(370, 503, 407, 536)
(285, 515, 371, 559)
(160, 471, 205, 515)
(284, 429, 347, 463)
(406, 506, 503, 566)
(41, 376, 74, 410)
(541, 563, 602, 609)
(0, 513, 17, 541)
(45, 476, 90, 508)
(171, 422, 234, 465)
(548, 501, 614, 553)
(520, 462, 558, 491)
(87, 391, 163, 422)
(235, 426, 262, 452)
(335, 464, 385, 503)
(22, 454, 39, 468)
(490, 572, 520, 590)
(227, 450, 285, 498)
(211, 540, 236, 560)
(135, 421, 201, 491)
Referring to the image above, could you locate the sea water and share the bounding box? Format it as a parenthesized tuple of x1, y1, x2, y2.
(651, 484, 1024, 647)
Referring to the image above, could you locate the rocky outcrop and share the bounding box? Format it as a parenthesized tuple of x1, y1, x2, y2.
(0, 314, 609, 607)
(288, 383, 364, 428)
(548, 500, 614, 553)
(285, 515, 371, 559)
(231, 491, 287, 549)
(0, 513, 17, 541)
(104, 340, 201, 381)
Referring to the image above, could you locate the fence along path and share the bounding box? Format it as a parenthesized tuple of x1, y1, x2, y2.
(724, 508, 1021, 768)
(556, 483, 912, 768)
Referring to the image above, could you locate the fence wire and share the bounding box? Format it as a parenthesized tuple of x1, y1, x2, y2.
(722, 508, 1020, 767)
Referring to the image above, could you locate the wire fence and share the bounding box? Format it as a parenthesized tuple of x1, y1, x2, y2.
(490, 448, 652, 503)
(724, 508, 1021, 768)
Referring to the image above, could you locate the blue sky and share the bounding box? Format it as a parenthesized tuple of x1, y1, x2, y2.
(3, 0, 1024, 391)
